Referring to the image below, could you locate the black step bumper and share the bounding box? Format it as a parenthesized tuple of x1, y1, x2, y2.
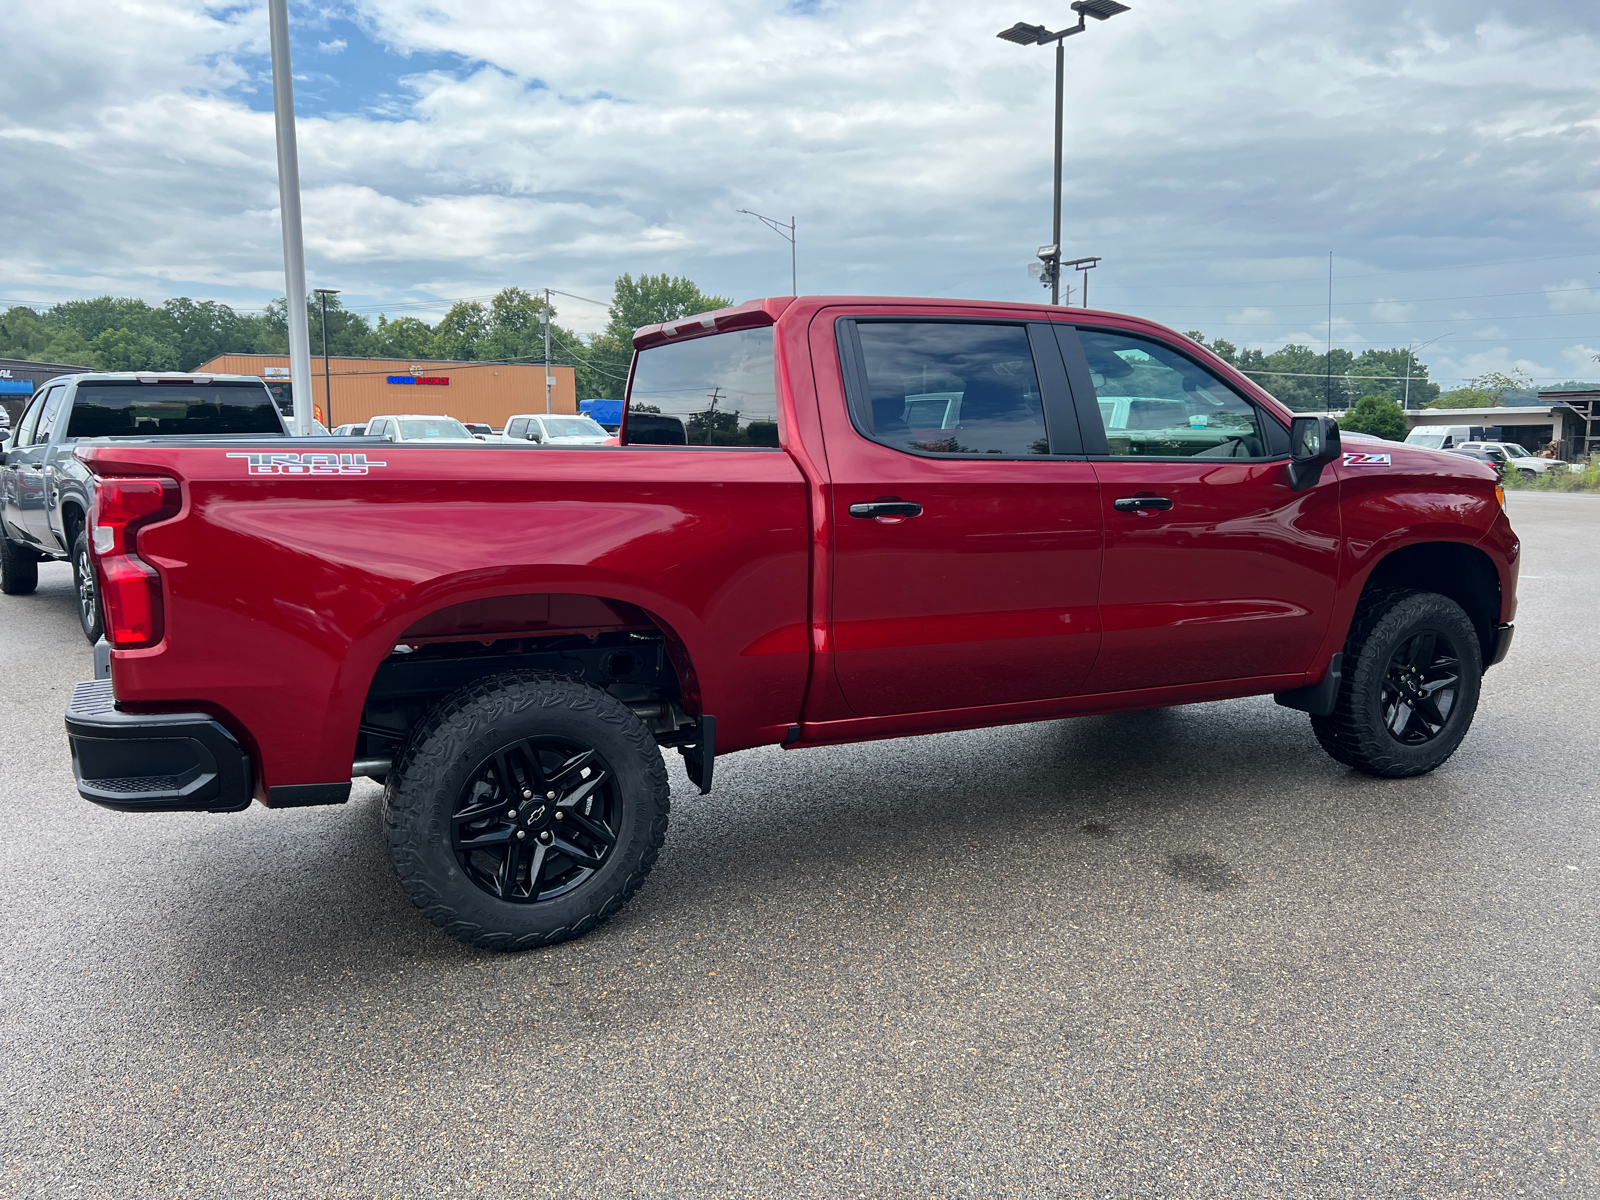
(65, 680, 254, 813)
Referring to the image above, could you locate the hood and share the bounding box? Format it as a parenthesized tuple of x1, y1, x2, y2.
(1342, 431, 1499, 481)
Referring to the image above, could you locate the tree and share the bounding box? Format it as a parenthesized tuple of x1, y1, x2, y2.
(1427, 369, 1531, 409)
(305, 294, 374, 357)
(1339, 395, 1407, 441)
(370, 315, 436, 360)
(590, 274, 734, 401)
(431, 300, 491, 362)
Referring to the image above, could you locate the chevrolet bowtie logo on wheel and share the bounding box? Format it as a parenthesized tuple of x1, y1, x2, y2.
(225, 452, 388, 476)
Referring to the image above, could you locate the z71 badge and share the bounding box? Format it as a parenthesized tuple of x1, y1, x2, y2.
(1343, 452, 1392, 466)
(226, 452, 387, 476)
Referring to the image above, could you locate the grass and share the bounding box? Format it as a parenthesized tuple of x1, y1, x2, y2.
(1500, 458, 1600, 492)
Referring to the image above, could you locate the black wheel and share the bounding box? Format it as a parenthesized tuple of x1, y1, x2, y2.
(384, 672, 670, 950)
(1310, 588, 1482, 777)
(1519, 469, 1537, 480)
(72, 531, 103, 643)
(0, 534, 37, 596)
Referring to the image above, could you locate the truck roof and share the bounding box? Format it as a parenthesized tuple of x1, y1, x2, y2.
(36, 372, 271, 386)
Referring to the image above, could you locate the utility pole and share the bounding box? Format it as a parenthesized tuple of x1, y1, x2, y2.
(543, 287, 553, 414)
(314, 287, 339, 429)
(1325, 251, 1333, 412)
(1403, 334, 1449, 410)
(267, 0, 314, 436)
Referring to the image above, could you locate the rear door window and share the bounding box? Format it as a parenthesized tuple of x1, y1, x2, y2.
(65, 382, 285, 438)
(848, 323, 1051, 457)
(624, 327, 778, 447)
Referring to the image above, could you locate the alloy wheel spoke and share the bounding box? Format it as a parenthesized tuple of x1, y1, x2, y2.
(557, 772, 608, 811)
(1405, 632, 1437, 668)
(1387, 698, 1414, 737)
(548, 749, 598, 790)
(454, 798, 508, 827)
(524, 841, 549, 900)
(1413, 694, 1447, 727)
(562, 809, 616, 847)
(458, 826, 516, 852)
(500, 838, 525, 898)
(553, 835, 604, 869)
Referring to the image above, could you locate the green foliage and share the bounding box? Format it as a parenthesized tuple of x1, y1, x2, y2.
(1185, 332, 1440, 411)
(0, 275, 733, 395)
(1502, 457, 1600, 492)
(1427, 369, 1533, 410)
(1338, 395, 1408, 441)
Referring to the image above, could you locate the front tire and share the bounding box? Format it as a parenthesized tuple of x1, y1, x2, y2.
(384, 672, 670, 950)
(72, 531, 103, 643)
(1310, 588, 1482, 777)
(0, 534, 37, 596)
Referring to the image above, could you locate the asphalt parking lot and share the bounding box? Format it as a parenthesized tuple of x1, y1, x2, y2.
(0, 492, 1596, 1200)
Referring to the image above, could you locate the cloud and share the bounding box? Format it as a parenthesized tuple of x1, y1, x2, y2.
(1545, 279, 1598, 312)
(2, 0, 1599, 357)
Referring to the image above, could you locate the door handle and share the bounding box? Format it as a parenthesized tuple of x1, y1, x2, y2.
(849, 500, 923, 519)
(1113, 496, 1173, 512)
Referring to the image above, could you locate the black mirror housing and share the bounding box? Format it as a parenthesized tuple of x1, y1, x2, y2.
(1287, 416, 1341, 491)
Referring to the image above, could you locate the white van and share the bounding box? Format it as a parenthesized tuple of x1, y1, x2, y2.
(1404, 425, 1476, 451)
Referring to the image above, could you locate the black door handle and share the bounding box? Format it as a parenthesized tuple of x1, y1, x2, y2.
(1113, 496, 1173, 512)
(849, 501, 923, 519)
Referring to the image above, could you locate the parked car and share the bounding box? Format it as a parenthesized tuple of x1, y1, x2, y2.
(332, 422, 368, 436)
(462, 422, 495, 440)
(1404, 425, 1476, 451)
(1453, 441, 1570, 478)
(363, 414, 482, 445)
(60, 296, 1518, 952)
(621, 412, 688, 445)
(2, 371, 289, 641)
(498, 413, 612, 445)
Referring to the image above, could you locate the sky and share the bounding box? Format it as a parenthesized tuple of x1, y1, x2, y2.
(3, 0, 1599, 387)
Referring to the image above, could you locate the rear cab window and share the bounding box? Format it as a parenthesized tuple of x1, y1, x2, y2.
(622, 328, 778, 447)
(65, 382, 285, 438)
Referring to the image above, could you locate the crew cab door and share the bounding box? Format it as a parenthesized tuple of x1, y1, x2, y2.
(25, 385, 73, 549)
(3, 385, 63, 548)
(1057, 324, 1340, 693)
(817, 313, 1103, 716)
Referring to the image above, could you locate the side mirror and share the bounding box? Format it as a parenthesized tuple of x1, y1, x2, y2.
(526, 431, 542, 443)
(1287, 416, 1341, 492)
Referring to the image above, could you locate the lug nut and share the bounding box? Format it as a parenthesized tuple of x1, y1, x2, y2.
(507, 809, 517, 818)
(523, 789, 533, 799)
(538, 831, 553, 843)
(555, 812, 564, 821)
(516, 830, 526, 840)
(546, 791, 556, 800)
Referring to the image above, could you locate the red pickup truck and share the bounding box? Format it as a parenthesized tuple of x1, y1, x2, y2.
(64, 296, 1518, 950)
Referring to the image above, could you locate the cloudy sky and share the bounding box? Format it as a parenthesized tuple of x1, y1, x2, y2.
(4, 0, 1599, 385)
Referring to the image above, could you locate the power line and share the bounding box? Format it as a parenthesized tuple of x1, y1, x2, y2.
(1141, 284, 1600, 311)
(1097, 251, 1600, 293)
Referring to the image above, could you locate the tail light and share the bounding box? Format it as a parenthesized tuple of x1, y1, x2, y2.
(90, 477, 180, 648)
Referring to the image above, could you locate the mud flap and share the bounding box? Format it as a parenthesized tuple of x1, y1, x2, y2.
(678, 714, 715, 795)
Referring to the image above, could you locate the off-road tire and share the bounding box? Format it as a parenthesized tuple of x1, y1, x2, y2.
(72, 531, 103, 643)
(383, 671, 670, 950)
(0, 535, 37, 596)
(1310, 587, 1482, 778)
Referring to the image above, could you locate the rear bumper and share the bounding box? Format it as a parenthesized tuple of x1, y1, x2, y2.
(65, 680, 254, 813)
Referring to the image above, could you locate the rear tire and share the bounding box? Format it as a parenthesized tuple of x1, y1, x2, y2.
(1310, 588, 1482, 778)
(72, 531, 103, 643)
(0, 534, 38, 596)
(383, 672, 670, 950)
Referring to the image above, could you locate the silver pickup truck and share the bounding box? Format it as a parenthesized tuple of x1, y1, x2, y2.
(0, 372, 288, 640)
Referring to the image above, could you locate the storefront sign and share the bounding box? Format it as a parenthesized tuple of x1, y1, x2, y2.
(386, 376, 450, 385)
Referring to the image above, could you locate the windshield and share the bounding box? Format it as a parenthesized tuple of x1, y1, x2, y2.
(397, 418, 472, 440)
(542, 417, 607, 438)
(65, 382, 284, 438)
(1407, 433, 1447, 449)
(1499, 443, 1533, 458)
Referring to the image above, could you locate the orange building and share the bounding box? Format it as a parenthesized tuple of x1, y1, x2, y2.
(196, 353, 578, 430)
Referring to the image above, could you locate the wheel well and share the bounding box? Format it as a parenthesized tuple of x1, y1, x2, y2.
(354, 592, 696, 770)
(1362, 542, 1500, 663)
(61, 501, 85, 549)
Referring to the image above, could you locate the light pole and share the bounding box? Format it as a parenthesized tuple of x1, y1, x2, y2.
(736, 210, 797, 295)
(998, 0, 1129, 305)
(543, 287, 553, 414)
(314, 287, 339, 429)
(1403, 334, 1448, 410)
(267, 0, 314, 435)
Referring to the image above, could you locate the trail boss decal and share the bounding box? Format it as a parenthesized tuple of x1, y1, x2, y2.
(227, 452, 387, 476)
(1342, 452, 1392, 466)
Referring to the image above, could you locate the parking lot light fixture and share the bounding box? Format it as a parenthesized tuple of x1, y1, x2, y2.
(997, 0, 1130, 304)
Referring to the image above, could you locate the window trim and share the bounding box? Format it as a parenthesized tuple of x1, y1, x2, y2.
(15, 388, 54, 448)
(1055, 323, 1291, 462)
(834, 316, 1086, 461)
(36, 384, 71, 445)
